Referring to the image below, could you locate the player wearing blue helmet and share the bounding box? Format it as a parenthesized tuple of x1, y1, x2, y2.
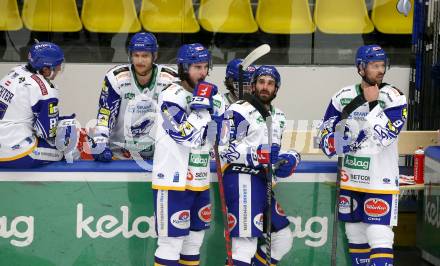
(0, 42, 77, 168)
(152, 43, 225, 266)
(219, 65, 300, 265)
(92, 32, 178, 161)
(319, 45, 407, 266)
(223, 58, 256, 105)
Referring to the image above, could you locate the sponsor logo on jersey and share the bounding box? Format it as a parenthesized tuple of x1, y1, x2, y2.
(198, 204, 211, 223)
(228, 213, 237, 231)
(30, 75, 47, 96)
(364, 198, 389, 217)
(349, 174, 370, 184)
(157, 173, 164, 179)
(344, 155, 370, 170)
(340, 98, 352, 106)
(18, 77, 25, 83)
(97, 114, 109, 127)
(339, 195, 358, 214)
(48, 102, 58, 116)
(173, 172, 180, 183)
(253, 213, 264, 231)
(341, 170, 349, 182)
(170, 210, 190, 229)
(189, 153, 209, 167)
(213, 99, 221, 109)
(124, 93, 135, 100)
(186, 170, 194, 181)
(383, 178, 391, 184)
(275, 202, 286, 216)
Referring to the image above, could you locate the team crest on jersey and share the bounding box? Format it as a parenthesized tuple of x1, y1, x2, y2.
(170, 210, 190, 229)
(253, 213, 264, 231)
(198, 204, 212, 223)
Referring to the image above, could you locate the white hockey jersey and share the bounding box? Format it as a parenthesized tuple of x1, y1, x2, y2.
(94, 64, 178, 159)
(320, 83, 407, 194)
(219, 100, 287, 170)
(152, 82, 225, 191)
(0, 65, 59, 160)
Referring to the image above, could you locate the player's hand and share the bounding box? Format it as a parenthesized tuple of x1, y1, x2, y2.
(91, 135, 113, 162)
(363, 84, 379, 102)
(247, 144, 280, 168)
(275, 150, 301, 178)
(320, 132, 336, 157)
(189, 81, 218, 111)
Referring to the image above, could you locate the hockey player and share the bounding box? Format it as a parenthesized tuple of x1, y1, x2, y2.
(219, 65, 300, 266)
(0, 42, 76, 168)
(319, 45, 407, 266)
(223, 58, 256, 106)
(152, 43, 225, 266)
(92, 32, 178, 161)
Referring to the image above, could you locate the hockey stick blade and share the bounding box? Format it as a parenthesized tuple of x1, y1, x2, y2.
(241, 44, 271, 69)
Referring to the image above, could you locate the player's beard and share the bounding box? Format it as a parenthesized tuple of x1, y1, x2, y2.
(255, 89, 276, 105)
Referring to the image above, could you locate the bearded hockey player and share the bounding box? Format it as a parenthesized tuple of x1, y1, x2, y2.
(219, 65, 301, 265)
(92, 32, 178, 161)
(152, 43, 225, 266)
(319, 45, 407, 266)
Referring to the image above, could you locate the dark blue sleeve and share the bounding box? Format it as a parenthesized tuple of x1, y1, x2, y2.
(31, 98, 59, 139)
(96, 77, 121, 134)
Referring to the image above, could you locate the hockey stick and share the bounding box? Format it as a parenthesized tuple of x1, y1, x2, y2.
(238, 44, 271, 100)
(243, 94, 273, 266)
(330, 94, 366, 266)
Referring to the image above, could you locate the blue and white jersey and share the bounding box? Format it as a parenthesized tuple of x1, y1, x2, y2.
(219, 100, 286, 171)
(152, 82, 225, 191)
(319, 83, 407, 194)
(94, 64, 177, 159)
(0, 65, 59, 161)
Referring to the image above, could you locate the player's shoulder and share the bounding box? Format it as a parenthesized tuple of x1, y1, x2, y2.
(25, 72, 55, 97)
(273, 106, 286, 119)
(227, 100, 254, 116)
(106, 64, 131, 81)
(379, 83, 406, 107)
(333, 84, 357, 99)
(157, 64, 178, 79)
(161, 82, 190, 104)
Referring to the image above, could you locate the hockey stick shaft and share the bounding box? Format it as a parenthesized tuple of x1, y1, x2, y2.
(213, 144, 234, 266)
(265, 116, 273, 266)
(330, 94, 366, 266)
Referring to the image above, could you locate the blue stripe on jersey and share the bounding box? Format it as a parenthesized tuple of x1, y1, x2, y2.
(160, 101, 200, 144)
(97, 76, 121, 132)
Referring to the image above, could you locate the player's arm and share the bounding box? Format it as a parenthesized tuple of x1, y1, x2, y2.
(364, 87, 407, 147)
(31, 96, 59, 142)
(319, 99, 342, 157)
(94, 76, 122, 141)
(160, 82, 214, 148)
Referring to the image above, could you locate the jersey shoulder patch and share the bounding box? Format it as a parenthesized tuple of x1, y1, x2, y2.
(30, 74, 48, 96)
(160, 66, 178, 77)
(112, 66, 130, 76)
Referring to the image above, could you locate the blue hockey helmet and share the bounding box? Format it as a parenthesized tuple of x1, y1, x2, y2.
(251, 65, 281, 89)
(128, 32, 158, 53)
(177, 43, 211, 71)
(355, 44, 388, 69)
(225, 58, 257, 82)
(28, 42, 64, 71)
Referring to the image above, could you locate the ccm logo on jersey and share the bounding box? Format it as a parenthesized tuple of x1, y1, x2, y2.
(198, 204, 212, 223)
(364, 198, 389, 217)
(170, 210, 190, 229)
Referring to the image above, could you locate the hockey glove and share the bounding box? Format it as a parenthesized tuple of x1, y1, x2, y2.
(247, 144, 280, 168)
(275, 150, 301, 178)
(320, 132, 336, 157)
(189, 81, 218, 111)
(91, 135, 113, 162)
(55, 118, 79, 155)
(59, 113, 76, 121)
